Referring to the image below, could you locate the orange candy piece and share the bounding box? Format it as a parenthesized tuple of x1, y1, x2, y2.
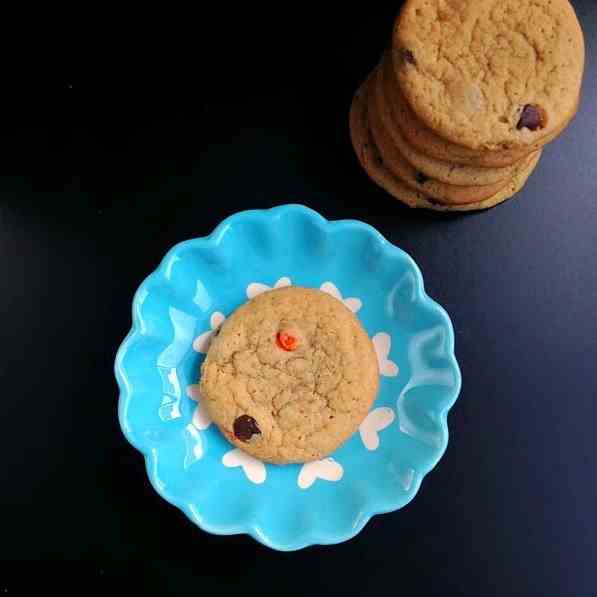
(276, 331, 298, 352)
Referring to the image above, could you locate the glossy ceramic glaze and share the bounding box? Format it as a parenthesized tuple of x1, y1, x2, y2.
(115, 205, 461, 550)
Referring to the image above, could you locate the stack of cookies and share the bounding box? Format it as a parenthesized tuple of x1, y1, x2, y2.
(350, 0, 585, 212)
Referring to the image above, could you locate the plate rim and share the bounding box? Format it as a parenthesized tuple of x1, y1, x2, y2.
(114, 203, 462, 551)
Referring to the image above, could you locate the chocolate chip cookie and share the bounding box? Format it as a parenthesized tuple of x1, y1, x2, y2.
(387, 48, 570, 168)
(350, 75, 542, 211)
(392, 0, 585, 152)
(368, 65, 525, 204)
(199, 287, 379, 464)
(377, 55, 520, 185)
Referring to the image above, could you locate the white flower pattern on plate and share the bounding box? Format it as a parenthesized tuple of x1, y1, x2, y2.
(192, 311, 226, 354)
(222, 449, 267, 484)
(246, 277, 291, 299)
(359, 407, 395, 451)
(320, 282, 362, 313)
(298, 458, 343, 489)
(186, 384, 212, 430)
(372, 332, 399, 377)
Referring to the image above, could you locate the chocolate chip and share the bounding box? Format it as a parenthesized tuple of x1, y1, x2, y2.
(401, 48, 416, 66)
(517, 104, 546, 131)
(233, 415, 261, 442)
(377, 155, 384, 165)
(415, 171, 430, 185)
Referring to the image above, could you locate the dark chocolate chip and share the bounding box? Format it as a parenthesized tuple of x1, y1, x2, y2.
(517, 104, 546, 131)
(401, 48, 416, 66)
(415, 171, 430, 185)
(377, 155, 384, 165)
(233, 415, 261, 442)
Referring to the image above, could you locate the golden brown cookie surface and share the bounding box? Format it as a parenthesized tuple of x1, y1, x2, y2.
(200, 287, 379, 464)
(349, 75, 427, 208)
(393, 0, 585, 151)
(349, 76, 542, 211)
(387, 49, 564, 168)
(368, 66, 514, 204)
(377, 56, 520, 185)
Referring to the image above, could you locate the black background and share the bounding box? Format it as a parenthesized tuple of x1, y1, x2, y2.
(1, 2, 596, 595)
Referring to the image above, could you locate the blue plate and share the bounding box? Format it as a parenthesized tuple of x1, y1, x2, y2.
(115, 205, 461, 550)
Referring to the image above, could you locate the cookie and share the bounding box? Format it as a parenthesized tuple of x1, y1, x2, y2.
(377, 55, 519, 186)
(349, 75, 427, 208)
(368, 65, 518, 204)
(387, 49, 564, 168)
(392, 0, 585, 151)
(199, 286, 379, 464)
(349, 76, 542, 211)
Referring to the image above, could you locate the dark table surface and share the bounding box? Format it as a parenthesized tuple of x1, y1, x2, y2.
(2, 2, 596, 595)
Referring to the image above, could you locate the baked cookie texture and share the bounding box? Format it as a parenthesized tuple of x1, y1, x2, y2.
(368, 65, 524, 204)
(376, 54, 516, 186)
(349, 75, 542, 212)
(386, 49, 570, 168)
(349, 0, 583, 211)
(200, 287, 379, 464)
(393, 0, 585, 151)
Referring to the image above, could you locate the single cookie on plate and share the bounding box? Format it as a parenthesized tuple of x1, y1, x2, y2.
(392, 0, 585, 152)
(199, 286, 379, 464)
